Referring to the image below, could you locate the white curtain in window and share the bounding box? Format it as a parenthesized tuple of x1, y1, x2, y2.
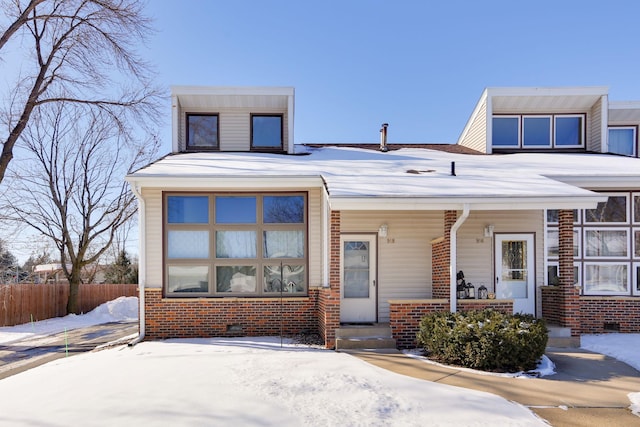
(609, 129, 635, 156)
(168, 231, 209, 258)
(264, 230, 304, 258)
(216, 231, 256, 258)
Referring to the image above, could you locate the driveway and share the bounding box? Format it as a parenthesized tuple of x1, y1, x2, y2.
(0, 322, 138, 380)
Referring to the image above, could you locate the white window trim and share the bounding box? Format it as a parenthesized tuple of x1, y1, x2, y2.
(633, 227, 640, 259)
(633, 262, 640, 296)
(546, 229, 580, 259)
(583, 227, 630, 260)
(547, 261, 581, 286)
(491, 115, 521, 148)
(554, 115, 585, 148)
(633, 193, 640, 225)
(583, 192, 630, 225)
(583, 262, 630, 295)
(522, 115, 552, 148)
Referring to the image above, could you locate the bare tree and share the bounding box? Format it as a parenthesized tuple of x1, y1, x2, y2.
(5, 102, 158, 312)
(0, 0, 162, 185)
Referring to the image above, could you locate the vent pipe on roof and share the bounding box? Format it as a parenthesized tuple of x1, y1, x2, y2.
(451, 161, 456, 176)
(379, 123, 389, 152)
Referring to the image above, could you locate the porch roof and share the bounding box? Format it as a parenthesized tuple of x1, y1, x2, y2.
(127, 146, 640, 210)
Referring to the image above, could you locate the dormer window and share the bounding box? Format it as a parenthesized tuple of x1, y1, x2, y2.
(187, 114, 219, 151)
(251, 114, 283, 151)
(608, 126, 637, 157)
(492, 114, 584, 149)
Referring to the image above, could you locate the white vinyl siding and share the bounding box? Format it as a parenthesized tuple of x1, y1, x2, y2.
(588, 100, 602, 152)
(178, 107, 289, 152)
(142, 188, 164, 288)
(456, 210, 545, 316)
(307, 188, 322, 287)
(341, 211, 441, 322)
(458, 99, 488, 153)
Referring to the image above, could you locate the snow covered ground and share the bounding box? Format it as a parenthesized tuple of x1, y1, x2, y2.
(0, 298, 638, 426)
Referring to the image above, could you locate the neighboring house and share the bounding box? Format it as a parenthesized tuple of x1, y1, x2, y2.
(33, 263, 107, 284)
(126, 86, 640, 349)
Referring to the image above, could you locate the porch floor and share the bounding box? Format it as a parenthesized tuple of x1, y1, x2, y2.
(335, 323, 396, 351)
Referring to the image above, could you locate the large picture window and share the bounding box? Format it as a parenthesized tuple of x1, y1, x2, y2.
(164, 193, 307, 297)
(546, 192, 640, 296)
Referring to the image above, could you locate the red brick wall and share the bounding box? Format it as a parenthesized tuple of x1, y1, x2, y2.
(319, 210, 341, 349)
(579, 297, 640, 334)
(389, 299, 514, 349)
(144, 288, 318, 339)
(432, 211, 456, 299)
(543, 288, 640, 334)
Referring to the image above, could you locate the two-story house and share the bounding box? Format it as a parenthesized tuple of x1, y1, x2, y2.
(126, 85, 640, 350)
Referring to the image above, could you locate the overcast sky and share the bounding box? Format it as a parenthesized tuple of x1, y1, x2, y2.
(144, 0, 640, 151)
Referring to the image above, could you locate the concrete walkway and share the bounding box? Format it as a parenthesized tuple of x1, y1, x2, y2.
(347, 348, 640, 427)
(0, 322, 138, 380)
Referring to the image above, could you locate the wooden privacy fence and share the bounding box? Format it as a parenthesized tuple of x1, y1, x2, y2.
(0, 283, 138, 327)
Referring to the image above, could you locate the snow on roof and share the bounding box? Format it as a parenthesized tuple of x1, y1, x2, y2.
(127, 146, 640, 209)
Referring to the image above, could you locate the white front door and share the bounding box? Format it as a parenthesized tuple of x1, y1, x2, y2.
(495, 234, 535, 314)
(340, 235, 377, 323)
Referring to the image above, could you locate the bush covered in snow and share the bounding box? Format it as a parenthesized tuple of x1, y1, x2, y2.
(417, 309, 547, 372)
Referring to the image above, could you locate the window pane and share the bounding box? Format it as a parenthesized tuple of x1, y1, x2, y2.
(168, 231, 209, 258)
(555, 116, 582, 146)
(168, 196, 209, 224)
(584, 264, 628, 293)
(547, 264, 579, 286)
(585, 196, 627, 223)
(523, 117, 551, 146)
(252, 116, 282, 148)
(585, 230, 628, 257)
(546, 209, 578, 223)
(215, 196, 256, 223)
(264, 230, 304, 258)
(263, 196, 304, 223)
(635, 230, 640, 258)
(216, 266, 256, 293)
(492, 117, 519, 146)
(634, 195, 640, 223)
(187, 115, 218, 148)
(263, 265, 305, 293)
(216, 231, 256, 258)
(547, 230, 558, 257)
(168, 265, 208, 293)
(608, 128, 635, 156)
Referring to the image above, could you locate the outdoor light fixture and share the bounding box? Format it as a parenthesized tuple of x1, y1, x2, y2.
(378, 224, 388, 238)
(483, 224, 495, 238)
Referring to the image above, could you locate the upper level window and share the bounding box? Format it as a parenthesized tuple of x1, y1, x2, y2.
(251, 114, 282, 150)
(608, 126, 637, 157)
(187, 114, 218, 150)
(492, 114, 584, 149)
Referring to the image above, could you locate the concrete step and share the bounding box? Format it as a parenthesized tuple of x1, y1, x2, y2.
(546, 324, 580, 348)
(335, 324, 391, 339)
(335, 337, 397, 351)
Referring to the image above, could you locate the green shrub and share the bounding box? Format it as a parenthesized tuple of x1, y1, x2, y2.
(416, 309, 548, 372)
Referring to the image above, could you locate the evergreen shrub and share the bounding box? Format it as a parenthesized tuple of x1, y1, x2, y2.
(416, 309, 548, 372)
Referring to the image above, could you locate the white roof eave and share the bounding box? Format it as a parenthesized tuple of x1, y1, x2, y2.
(328, 195, 608, 211)
(125, 175, 324, 189)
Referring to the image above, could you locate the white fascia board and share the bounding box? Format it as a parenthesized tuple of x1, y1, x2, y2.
(546, 175, 640, 190)
(171, 94, 179, 153)
(125, 175, 323, 189)
(171, 86, 294, 97)
(486, 86, 609, 98)
(609, 101, 640, 109)
(328, 195, 607, 211)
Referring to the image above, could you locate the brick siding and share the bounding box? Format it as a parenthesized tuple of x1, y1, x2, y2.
(389, 299, 514, 349)
(144, 288, 318, 339)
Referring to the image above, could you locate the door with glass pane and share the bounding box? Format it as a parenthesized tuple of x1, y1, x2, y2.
(495, 234, 535, 314)
(340, 235, 377, 323)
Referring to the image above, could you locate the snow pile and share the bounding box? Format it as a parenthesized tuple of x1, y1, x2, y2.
(0, 337, 547, 426)
(581, 334, 640, 416)
(404, 351, 556, 378)
(0, 296, 138, 345)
